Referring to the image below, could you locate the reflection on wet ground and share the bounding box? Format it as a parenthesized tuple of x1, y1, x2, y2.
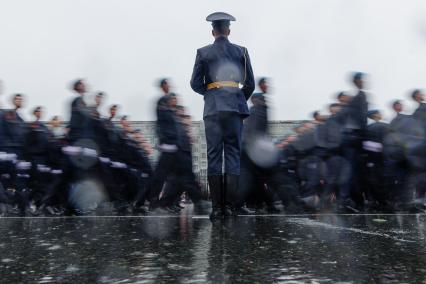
(1, 212, 426, 283)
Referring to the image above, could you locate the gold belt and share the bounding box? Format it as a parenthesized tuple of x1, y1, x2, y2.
(206, 81, 239, 90)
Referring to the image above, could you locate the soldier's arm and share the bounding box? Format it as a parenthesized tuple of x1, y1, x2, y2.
(190, 49, 206, 95)
(241, 48, 255, 100)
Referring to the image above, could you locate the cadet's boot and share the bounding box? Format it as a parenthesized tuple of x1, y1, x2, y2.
(266, 205, 281, 214)
(224, 174, 249, 216)
(233, 206, 254, 215)
(193, 200, 212, 215)
(208, 175, 223, 221)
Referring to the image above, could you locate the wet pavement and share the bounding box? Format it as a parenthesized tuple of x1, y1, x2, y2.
(1, 212, 426, 283)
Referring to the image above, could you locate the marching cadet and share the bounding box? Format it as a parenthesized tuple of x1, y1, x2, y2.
(338, 72, 368, 212)
(49, 116, 67, 140)
(148, 93, 180, 212)
(154, 102, 210, 213)
(117, 128, 152, 214)
(363, 110, 389, 210)
(0, 94, 27, 157)
(389, 100, 409, 132)
(0, 87, 13, 213)
(0, 94, 30, 215)
(409, 90, 426, 202)
(108, 104, 118, 121)
(24, 107, 53, 209)
(411, 89, 426, 137)
(238, 78, 277, 214)
(190, 12, 255, 220)
(384, 100, 415, 209)
(68, 79, 90, 143)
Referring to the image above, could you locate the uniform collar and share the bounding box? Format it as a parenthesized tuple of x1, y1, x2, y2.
(214, 36, 229, 43)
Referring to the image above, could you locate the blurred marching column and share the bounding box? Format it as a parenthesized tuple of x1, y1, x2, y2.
(238, 78, 312, 214)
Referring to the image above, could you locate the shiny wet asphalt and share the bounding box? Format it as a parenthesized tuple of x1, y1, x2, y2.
(1, 212, 426, 283)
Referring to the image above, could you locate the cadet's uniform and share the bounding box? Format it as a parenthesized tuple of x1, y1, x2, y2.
(409, 103, 426, 199)
(149, 95, 181, 208)
(385, 114, 418, 205)
(68, 96, 88, 143)
(238, 93, 306, 213)
(0, 109, 12, 206)
(190, 12, 255, 219)
(339, 89, 368, 209)
(412, 103, 426, 137)
(24, 120, 53, 206)
(363, 116, 389, 207)
(238, 93, 273, 211)
(0, 109, 29, 213)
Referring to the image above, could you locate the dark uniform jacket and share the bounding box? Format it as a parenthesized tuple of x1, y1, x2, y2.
(385, 114, 420, 161)
(190, 36, 255, 118)
(0, 109, 27, 155)
(412, 103, 426, 136)
(405, 106, 426, 169)
(366, 121, 389, 144)
(177, 121, 192, 153)
(343, 90, 368, 132)
(156, 96, 179, 146)
(314, 116, 343, 152)
(242, 94, 268, 144)
(68, 96, 90, 143)
(413, 103, 426, 123)
(389, 113, 411, 133)
(24, 121, 51, 159)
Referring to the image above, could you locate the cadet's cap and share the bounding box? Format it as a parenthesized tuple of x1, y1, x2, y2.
(353, 72, 364, 81)
(392, 100, 401, 107)
(159, 78, 168, 87)
(337, 91, 347, 99)
(411, 89, 421, 99)
(206, 12, 236, 27)
(258, 77, 268, 85)
(367, 109, 380, 118)
(71, 79, 84, 91)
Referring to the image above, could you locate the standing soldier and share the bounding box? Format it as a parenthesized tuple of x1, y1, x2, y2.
(190, 12, 255, 220)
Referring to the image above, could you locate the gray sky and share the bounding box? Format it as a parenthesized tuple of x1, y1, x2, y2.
(1, 0, 426, 121)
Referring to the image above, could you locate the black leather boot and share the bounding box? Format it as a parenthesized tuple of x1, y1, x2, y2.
(208, 175, 223, 221)
(225, 174, 251, 216)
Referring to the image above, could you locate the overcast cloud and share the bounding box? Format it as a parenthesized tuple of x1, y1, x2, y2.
(1, 0, 426, 121)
